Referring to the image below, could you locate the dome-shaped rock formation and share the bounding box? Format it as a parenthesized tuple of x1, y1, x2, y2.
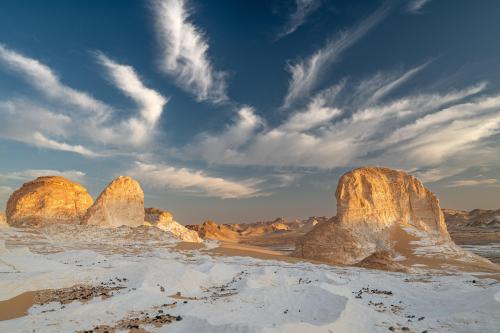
(293, 167, 494, 271)
(5, 176, 93, 227)
(83, 176, 144, 228)
(144, 207, 202, 243)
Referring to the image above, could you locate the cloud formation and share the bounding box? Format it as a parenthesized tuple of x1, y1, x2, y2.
(128, 162, 265, 199)
(0, 45, 167, 155)
(282, 3, 390, 108)
(407, 0, 431, 14)
(97, 53, 168, 146)
(447, 178, 498, 187)
(187, 64, 500, 183)
(0, 169, 86, 182)
(0, 44, 108, 116)
(151, 0, 227, 102)
(277, 0, 321, 39)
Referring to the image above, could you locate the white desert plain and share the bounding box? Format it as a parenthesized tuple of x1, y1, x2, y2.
(0, 167, 499, 332)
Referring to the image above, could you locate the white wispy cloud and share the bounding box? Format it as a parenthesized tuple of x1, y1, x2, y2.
(0, 45, 168, 155)
(191, 106, 263, 164)
(447, 178, 498, 187)
(96, 53, 168, 146)
(151, 0, 227, 102)
(185, 62, 500, 181)
(128, 161, 265, 199)
(0, 169, 86, 182)
(277, 0, 321, 39)
(0, 44, 108, 116)
(282, 3, 390, 108)
(407, 0, 431, 14)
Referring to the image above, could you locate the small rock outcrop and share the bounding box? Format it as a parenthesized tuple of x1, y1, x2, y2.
(144, 207, 202, 243)
(293, 167, 482, 269)
(83, 176, 144, 228)
(5, 176, 93, 227)
(186, 220, 241, 241)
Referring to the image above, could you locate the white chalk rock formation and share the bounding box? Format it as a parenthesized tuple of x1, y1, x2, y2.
(83, 176, 144, 228)
(5, 176, 93, 227)
(294, 167, 494, 271)
(145, 207, 202, 243)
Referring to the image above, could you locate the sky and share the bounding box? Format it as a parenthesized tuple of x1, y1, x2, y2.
(0, 0, 499, 224)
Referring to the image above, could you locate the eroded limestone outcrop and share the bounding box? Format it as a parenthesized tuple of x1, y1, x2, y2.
(5, 176, 93, 227)
(83, 176, 144, 228)
(144, 207, 202, 243)
(293, 167, 493, 270)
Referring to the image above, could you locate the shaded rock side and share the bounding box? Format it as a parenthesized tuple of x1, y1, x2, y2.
(6, 176, 93, 227)
(144, 207, 202, 243)
(83, 176, 144, 228)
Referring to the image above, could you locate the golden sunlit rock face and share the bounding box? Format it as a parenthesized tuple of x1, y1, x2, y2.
(83, 176, 144, 228)
(293, 167, 452, 266)
(335, 167, 449, 235)
(5, 176, 93, 227)
(0, 212, 8, 227)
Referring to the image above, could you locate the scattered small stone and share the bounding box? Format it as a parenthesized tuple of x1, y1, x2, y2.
(389, 327, 395, 331)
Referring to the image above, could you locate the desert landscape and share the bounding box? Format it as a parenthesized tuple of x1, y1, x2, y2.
(1, 1, 500, 332)
(0, 167, 499, 332)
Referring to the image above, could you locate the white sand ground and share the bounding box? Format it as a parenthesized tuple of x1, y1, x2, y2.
(0, 225, 499, 333)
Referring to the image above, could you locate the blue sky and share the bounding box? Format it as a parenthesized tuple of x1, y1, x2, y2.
(1, 0, 499, 224)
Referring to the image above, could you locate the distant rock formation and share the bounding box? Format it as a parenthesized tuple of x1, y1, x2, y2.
(444, 208, 500, 228)
(0, 212, 8, 227)
(187, 220, 241, 241)
(144, 207, 202, 243)
(5, 176, 93, 227)
(293, 167, 493, 271)
(444, 208, 500, 262)
(83, 176, 144, 228)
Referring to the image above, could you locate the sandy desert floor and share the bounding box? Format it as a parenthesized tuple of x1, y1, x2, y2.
(1, 225, 499, 333)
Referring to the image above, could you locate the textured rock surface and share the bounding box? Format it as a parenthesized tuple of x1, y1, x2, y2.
(0, 212, 8, 227)
(83, 176, 144, 228)
(144, 207, 202, 243)
(293, 167, 462, 267)
(5, 176, 93, 227)
(335, 167, 448, 235)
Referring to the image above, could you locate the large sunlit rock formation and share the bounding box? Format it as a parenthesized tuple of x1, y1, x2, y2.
(144, 207, 202, 243)
(293, 167, 494, 271)
(5, 176, 93, 227)
(83, 176, 144, 228)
